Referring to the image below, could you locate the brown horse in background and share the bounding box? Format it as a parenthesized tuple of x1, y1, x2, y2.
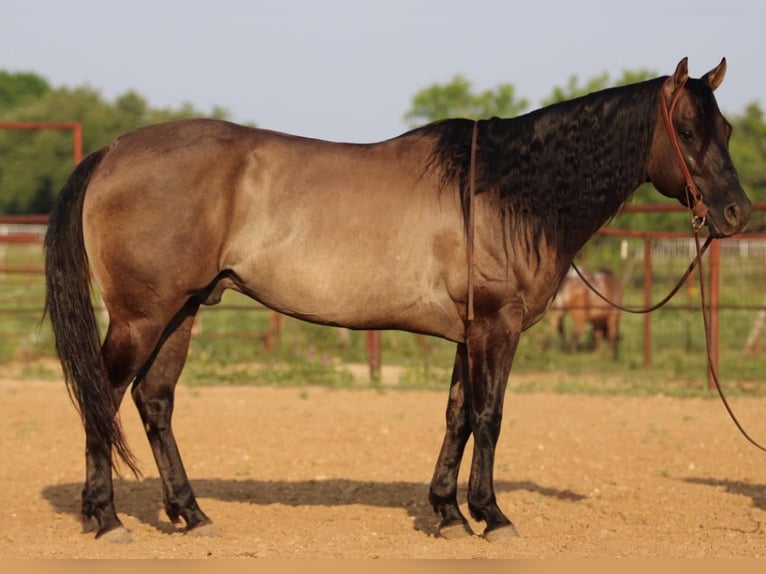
(550, 267, 622, 357)
(43, 58, 750, 542)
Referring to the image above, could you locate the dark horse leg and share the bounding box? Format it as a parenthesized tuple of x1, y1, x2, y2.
(430, 307, 521, 540)
(130, 302, 213, 534)
(429, 343, 473, 538)
(81, 300, 211, 538)
(80, 317, 152, 540)
(80, 365, 132, 541)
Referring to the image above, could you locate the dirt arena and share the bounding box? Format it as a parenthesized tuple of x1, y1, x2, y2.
(0, 376, 764, 559)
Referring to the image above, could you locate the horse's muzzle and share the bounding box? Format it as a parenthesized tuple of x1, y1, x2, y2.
(706, 196, 752, 238)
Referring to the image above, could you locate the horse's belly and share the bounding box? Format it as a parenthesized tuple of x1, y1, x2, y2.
(226, 247, 464, 339)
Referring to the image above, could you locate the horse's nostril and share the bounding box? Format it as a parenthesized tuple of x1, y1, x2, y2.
(724, 201, 752, 228)
(725, 204, 739, 224)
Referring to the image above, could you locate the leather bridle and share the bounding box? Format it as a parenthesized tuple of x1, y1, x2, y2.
(463, 83, 764, 451)
(572, 77, 715, 314)
(659, 76, 709, 229)
(574, 79, 766, 452)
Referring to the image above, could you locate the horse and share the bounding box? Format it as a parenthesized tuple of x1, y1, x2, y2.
(43, 58, 751, 542)
(550, 267, 622, 356)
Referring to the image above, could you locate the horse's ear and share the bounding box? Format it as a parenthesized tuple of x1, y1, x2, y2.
(663, 57, 689, 100)
(671, 57, 689, 90)
(702, 57, 727, 91)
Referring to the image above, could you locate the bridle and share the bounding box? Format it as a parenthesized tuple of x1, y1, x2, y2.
(463, 83, 763, 450)
(464, 79, 712, 320)
(659, 76, 709, 229)
(573, 78, 766, 452)
(573, 77, 714, 315)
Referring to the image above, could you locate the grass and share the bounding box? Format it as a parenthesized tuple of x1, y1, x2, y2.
(1, 239, 765, 398)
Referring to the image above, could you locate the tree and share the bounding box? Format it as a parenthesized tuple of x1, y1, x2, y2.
(729, 102, 766, 230)
(0, 76, 232, 214)
(0, 71, 50, 110)
(540, 72, 611, 107)
(541, 69, 656, 106)
(403, 75, 529, 127)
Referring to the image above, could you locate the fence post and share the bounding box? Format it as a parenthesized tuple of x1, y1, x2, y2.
(264, 312, 282, 351)
(73, 122, 83, 165)
(366, 331, 381, 382)
(643, 236, 652, 367)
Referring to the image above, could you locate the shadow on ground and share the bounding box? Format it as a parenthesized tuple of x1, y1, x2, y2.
(42, 477, 586, 536)
(683, 476, 766, 513)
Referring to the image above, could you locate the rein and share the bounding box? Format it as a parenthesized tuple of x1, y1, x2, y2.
(571, 235, 711, 315)
(574, 78, 766, 452)
(573, 76, 712, 312)
(693, 233, 766, 453)
(660, 76, 709, 227)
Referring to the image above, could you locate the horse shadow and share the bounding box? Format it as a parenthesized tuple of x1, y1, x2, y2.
(42, 477, 586, 536)
(682, 476, 766, 513)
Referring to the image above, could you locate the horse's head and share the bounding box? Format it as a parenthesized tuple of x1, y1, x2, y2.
(647, 57, 752, 237)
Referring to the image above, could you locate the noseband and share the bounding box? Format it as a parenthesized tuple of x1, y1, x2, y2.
(659, 76, 709, 229)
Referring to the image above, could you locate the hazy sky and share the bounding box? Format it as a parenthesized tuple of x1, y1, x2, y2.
(3, 0, 761, 142)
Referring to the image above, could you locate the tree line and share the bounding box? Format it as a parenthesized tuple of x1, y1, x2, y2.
(1, 69, 764, 231)
(0, 71, 230, 214)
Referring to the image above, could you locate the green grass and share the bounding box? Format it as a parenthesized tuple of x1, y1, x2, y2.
(2, 239, 765, 398)
(0, 244, 52, 363)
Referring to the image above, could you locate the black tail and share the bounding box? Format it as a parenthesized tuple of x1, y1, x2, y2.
(44, 149, 140, 476)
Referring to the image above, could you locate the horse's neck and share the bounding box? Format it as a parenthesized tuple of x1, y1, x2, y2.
(489, 80, 659, 260)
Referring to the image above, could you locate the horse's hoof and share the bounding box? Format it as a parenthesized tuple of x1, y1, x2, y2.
(438, 520, 475, 539)
(482, 523, 519, 542)
(97, 526, 133, 544)
(186, 522, 220, 537)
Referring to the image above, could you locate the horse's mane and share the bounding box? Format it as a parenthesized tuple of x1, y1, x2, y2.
(418, 77, 666, 262)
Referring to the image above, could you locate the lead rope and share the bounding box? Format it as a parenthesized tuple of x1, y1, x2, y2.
(658, 78, 766, 451)
(574, 77, 765, 451)
(466, 121, 478, 324)
(694, 231, 766, 452)
(572, 75, 712, 313)
(571, 235, 711, 315)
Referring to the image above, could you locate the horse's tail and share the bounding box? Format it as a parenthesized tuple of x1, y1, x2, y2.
(44, 148, 140, 476)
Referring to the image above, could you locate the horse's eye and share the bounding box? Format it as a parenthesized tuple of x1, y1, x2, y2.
(679, 129, 694, 142)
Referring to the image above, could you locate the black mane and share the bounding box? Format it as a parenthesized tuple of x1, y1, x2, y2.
(420, 77, 665, 262)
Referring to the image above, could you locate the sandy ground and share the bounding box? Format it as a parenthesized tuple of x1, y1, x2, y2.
(0, 377, 765, 559)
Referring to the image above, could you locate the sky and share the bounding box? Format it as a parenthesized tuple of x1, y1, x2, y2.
(2, 0, 762, 143)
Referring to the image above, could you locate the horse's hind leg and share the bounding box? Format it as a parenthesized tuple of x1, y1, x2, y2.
(81, 318, 159, 540)
(81, 370, 133, 541)
(429, 343, 474, 538)
(82, 299, 210, 539)
(130, 301, 213, 534)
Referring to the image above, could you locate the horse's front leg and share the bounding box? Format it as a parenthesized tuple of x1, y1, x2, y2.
(464, 306, 522, 541)
(429, 343, 474, 538)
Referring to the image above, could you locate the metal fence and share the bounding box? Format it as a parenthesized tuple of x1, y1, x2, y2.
(2, 213, 766, 381)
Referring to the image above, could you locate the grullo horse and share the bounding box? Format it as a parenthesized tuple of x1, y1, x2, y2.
(44, 58, 751, 541)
